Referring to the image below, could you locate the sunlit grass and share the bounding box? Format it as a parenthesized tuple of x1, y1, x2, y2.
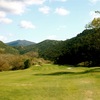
(0, 64, 100, 100)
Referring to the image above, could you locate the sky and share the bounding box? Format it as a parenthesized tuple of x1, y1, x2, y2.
(0, 0, 100, 43)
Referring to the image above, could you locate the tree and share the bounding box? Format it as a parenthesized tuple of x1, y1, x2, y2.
(86, 11, 100, 29)
(86, 18, 100, 29)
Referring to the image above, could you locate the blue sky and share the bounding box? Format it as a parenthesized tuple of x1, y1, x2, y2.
(0, 0, 100, 43)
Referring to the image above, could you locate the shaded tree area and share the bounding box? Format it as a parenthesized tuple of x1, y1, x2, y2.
(12, 28, 100, 67)
(36, 40, 64, 62)
(55, 28, 100, 66)
(15, 28, 100, 67)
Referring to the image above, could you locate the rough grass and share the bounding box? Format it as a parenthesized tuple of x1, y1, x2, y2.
(0, 64, 100, 100)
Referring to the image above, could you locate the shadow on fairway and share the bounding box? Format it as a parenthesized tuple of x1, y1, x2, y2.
(34, 68, 100, 76)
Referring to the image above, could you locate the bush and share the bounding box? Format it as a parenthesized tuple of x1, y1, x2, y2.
(11, 56, 24, 70)
(0, 54, 32, 71)
(0, 53, 51, 71)
(0, 54, 11, 71)
(24, 59, 31, 69)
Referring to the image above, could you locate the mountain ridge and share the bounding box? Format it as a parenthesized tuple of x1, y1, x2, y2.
(6, 40, 35, 46)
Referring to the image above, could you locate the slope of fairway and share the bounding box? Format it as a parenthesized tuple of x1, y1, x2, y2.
(0, 65, 100, 100)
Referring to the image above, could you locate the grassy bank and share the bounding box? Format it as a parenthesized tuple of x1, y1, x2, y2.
(0, 64, 100, 100)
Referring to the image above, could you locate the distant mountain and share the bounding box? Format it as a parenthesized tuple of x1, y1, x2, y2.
(6, 40, 35, 46)
(15, 39, 62, 57)
(0, 41, 19, 54)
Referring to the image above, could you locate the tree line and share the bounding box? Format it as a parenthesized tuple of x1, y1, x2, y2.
(13, 28, 100, 67)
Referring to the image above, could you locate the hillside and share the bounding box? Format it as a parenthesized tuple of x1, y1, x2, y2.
(6, 40, 35, 46)
(55, 28, 100, 66)
(38, 28, 100, 66)
(35, 40, 63, 60)
(12, 28, 100, 66)
(0, 41, 19, 54)
(14, 39, 62, 55)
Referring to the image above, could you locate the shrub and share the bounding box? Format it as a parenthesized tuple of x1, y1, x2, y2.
(24, 59, 31, 69)
(0, 54, 11, 71)
(0, 54, 32, 71)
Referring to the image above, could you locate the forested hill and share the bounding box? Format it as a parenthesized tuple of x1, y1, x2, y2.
(55, 28, 100, 66)
(14, 39, 62, 55)
(0, 41, 19, 54)
(13, 28, 100, 66)
(32, 28, 100, 66)
(34, 40, 63, 60)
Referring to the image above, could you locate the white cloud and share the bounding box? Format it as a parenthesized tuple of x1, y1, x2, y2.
(0, 35, 7, 42)
(61, 0, 67, 2)
(20, 20, 36, 29)
(57, 25, 66, 30)
(90, 11, 100, 19)
(0, 1, 25, 15)
(55, 8, 70, 16)
(59, 0, 67, 2)
(24, 0, 46, 5)
(7, 33, 13, 37)
(0, 0, 46, 15)
(0, 11, 6, 17)
(89, 0, 100, 4)
(0, 0, 46, 24)
(47, 35, 57, 40)
(0, 18, 12, 24)
(39, 6, 50, 14)
(49, 0, 67, 2)
(0, 11, 12, 24)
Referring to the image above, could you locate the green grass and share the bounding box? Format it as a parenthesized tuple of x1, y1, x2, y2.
(0, 64, 100, 100)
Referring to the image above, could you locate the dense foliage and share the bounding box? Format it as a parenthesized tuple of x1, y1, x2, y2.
(55, 28, 100, 66)
(12, 28, 100, 67)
